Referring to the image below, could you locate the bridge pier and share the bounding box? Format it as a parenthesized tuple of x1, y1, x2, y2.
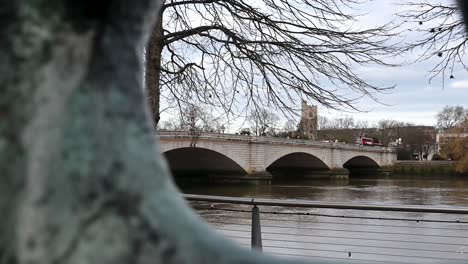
(246, 170, 273, 181)
(248, 170, 272, 178)
(266, 168, 349, 180)
(198, 171, 271, 184)
(172, 172, 272, 184)
(347, 167, 393, 177)
(329, 168, 350, 179)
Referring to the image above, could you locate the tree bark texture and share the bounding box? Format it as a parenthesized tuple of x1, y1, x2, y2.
(1, 1, 34, 262)
(0, 1, 314, 264)
(4, 1, 454, 264)
(145, 4, 165, 127)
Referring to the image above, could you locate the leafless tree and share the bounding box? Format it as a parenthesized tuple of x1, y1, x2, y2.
(315, 115, 369, 143)
(275, 119, 299, 138)
(3, 1, 468, 264)
(355, 119, 369, 130)
(321, 115, 365, 130)
(159, 104, 226, 132)
(376, 119, 404, 146)
(282, 119, 298, 132)
(399, 126, 437, 160)
(158, 117, 181, 130)
(248, 108, 279, 136)
(317, 115, 329, 130)
(145, 0, 399, 127)
(181, 104, 201, 131)
(1, 1, 312, 264)
(436, 105, 468, 130)
(399, 1, 467, 84)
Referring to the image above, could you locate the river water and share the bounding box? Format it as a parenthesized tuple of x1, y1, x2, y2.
(178, 175, 468, 264)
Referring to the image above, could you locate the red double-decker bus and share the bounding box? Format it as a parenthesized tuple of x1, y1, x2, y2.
(356, 136, 383, 146)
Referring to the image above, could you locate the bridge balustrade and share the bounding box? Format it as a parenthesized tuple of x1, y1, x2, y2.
(157, 130, 394, 152)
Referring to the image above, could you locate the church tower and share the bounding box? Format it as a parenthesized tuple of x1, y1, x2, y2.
(297, 100, 318, 140)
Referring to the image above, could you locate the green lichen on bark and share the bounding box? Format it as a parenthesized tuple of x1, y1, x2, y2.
(1, 0, 73, 263)
(3, 1, 321, 263)
(13, 0, 64, 59)
(1, 1, 26, 263)
(3, 1, 437, 264)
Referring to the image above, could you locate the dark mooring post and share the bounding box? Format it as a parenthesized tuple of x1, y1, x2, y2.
(251, 205, 263, 251)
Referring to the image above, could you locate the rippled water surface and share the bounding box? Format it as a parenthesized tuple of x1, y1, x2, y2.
(179, 176, 468, 263)
(179, 176, 468, 206)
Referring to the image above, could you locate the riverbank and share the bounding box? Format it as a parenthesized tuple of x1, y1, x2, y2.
(390, 160, 458, 176)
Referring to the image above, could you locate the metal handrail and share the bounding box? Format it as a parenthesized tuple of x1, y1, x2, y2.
(186, 193, 468, 259)
(184, 194, 468, 214)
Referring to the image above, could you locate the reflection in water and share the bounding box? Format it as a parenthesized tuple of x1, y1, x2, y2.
(179, 175, 468, 263)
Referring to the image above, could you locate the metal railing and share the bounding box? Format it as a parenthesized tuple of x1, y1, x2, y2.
(185, 194, 468, 263)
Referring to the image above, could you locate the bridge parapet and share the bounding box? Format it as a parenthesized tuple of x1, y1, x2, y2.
(157, 130, 395, 153)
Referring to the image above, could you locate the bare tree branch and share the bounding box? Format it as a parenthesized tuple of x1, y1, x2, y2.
(147, 0, 401, 127)
(398, 1, 467, 85)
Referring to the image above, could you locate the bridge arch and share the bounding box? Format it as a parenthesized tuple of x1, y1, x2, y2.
(266, 152, 331, 177)
(265, 148, 332, 169)
(163, 147, 247, 177)
(161, 140, 250, 171)
(343, 155, 381, 169)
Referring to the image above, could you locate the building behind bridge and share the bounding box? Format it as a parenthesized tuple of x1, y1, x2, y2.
(317, 126, 437, 160)
(297, 100, 318, 140)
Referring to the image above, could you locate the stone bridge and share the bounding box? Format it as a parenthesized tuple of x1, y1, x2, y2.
(158, 131, 397, 180)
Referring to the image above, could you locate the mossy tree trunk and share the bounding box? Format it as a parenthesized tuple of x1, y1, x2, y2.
(0, 0, 182, 263)
(1, 1, 314, 264)
(6, 1, 456, 264)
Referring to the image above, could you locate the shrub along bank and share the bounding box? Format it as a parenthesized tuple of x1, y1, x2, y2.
(390, 161, 458, 176)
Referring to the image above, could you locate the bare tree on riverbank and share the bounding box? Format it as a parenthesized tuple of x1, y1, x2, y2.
(436, 105, 468, 131)
(146, 0, 400, 127)
(248, 108, 279, 136)
(319, 115, 368, 130)
(159, 104, 226, 132)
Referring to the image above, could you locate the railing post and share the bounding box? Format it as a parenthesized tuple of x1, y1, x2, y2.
(251, 205, 263, 251)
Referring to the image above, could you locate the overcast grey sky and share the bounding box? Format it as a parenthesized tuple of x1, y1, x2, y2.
(320, 0, 468, 126)
(159, 0, 468, 130)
